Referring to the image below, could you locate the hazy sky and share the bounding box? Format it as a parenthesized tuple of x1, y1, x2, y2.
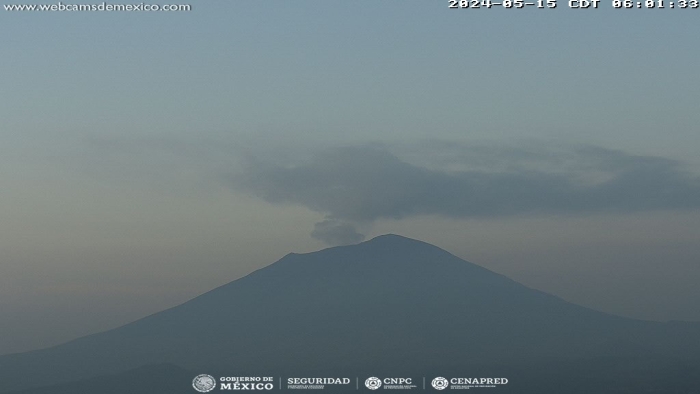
(2, 1, 699, 355)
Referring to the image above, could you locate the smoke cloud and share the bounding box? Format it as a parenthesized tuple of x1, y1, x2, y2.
(233, 142, 700, 244)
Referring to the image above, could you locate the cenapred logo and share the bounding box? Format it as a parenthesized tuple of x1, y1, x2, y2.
(192, 374, 217, 393)
(431, 377, 449, 390)
(365, 377, 382, 390)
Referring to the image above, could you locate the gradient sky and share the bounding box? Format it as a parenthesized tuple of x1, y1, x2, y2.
(1, 1, 699, 355)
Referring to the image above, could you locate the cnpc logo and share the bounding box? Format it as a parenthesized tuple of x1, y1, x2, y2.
(365, 377, 414, 390)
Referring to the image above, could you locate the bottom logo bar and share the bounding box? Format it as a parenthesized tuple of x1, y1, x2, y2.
(192, 375, 508, 391)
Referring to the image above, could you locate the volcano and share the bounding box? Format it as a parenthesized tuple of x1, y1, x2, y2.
(1, 234, 699, 393)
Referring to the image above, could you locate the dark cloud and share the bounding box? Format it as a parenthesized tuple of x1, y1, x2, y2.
(233, 143, 700, 240)
(79, 137, 700, 245)
(310, 219, 365, 245)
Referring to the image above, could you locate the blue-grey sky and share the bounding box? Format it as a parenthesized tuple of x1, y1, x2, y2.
(1, 1, 699, 355)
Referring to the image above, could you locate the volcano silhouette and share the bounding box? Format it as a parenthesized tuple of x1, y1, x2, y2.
(1, 234, 699, 393)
